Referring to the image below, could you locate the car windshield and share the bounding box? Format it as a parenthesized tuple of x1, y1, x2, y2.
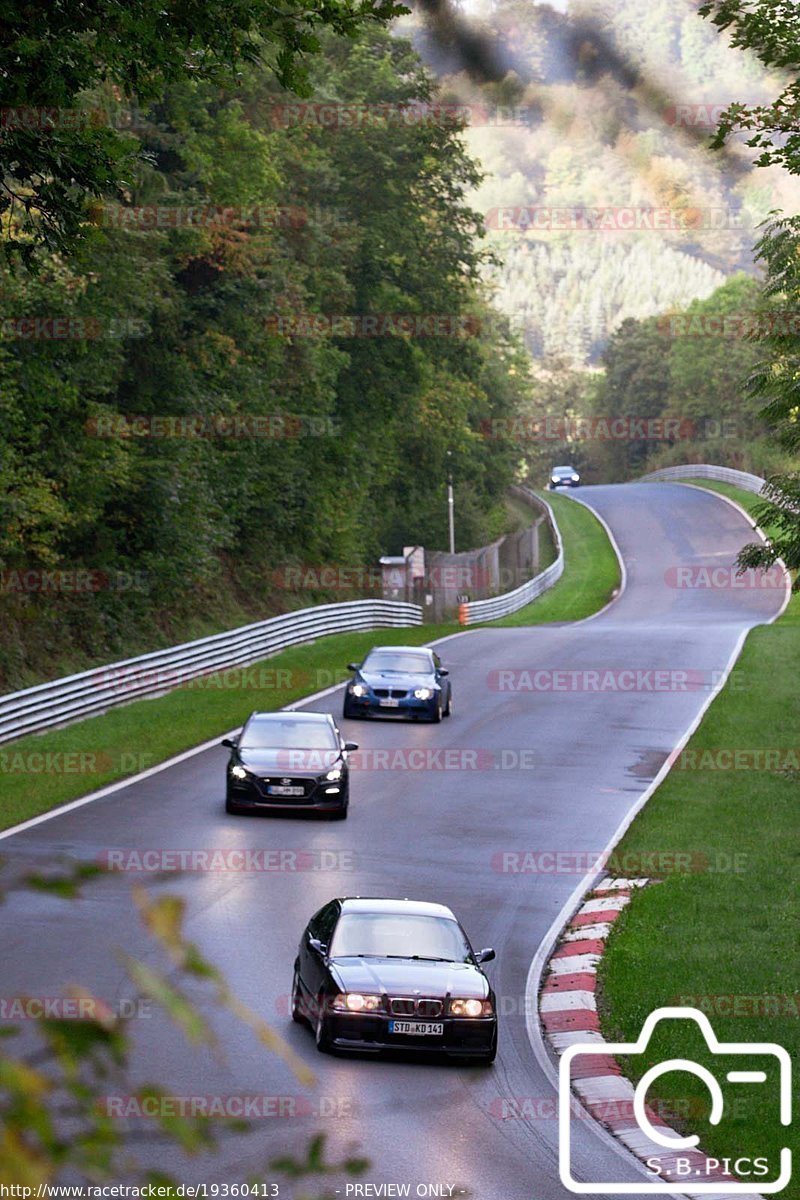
(362, 651, 433, 675)
(328, 912, 472, 962)
(240, 718, 337, 750)
(554, 467, 575, 476)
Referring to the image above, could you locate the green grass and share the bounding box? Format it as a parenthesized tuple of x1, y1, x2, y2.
(681, 478, 767, 517)
(0, 624, 456, 831)
(484, 490, 620, 626)
(0, 489, 619, 830)
(599, 480, 798, 1190)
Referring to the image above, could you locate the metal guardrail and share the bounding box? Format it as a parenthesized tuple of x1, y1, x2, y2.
(638, 464, 767, 493)
(457, 488, 564, 625)
(0, 600, 422, 744)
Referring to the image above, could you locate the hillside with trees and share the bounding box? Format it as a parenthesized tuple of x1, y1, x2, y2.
(403, 0, 800, 366)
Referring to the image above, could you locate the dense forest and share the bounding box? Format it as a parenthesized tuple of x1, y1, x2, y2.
(0, 25, 533, 688)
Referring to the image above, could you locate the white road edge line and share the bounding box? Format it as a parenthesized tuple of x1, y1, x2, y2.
(0, 486, 567, 841)
(523, 482, 791, 1191)
(0, 630, 475, 844)
(558, 490, 628, 625)
(0, 481, 789, 1189)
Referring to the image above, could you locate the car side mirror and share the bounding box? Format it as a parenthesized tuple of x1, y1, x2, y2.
(475, 947, 495, 964)
(344, 741, 359, 752)
(308, 937, 327, 956)
(221, 737, 236, 749)
(347, 662, 360, 671)
(438, 668, 449, 676)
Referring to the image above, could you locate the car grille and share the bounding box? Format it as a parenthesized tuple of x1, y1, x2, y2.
(373, 688, 408, 699)
(389, 997, 443, 1018)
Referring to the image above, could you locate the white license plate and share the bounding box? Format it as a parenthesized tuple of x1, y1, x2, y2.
(267, 785, 305, 796)
(388, 1020, 443, 1036)
(379, 698, 400, 708)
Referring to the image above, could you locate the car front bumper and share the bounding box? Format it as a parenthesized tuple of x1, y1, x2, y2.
(227, 777, 346, 812)
(325, 1012, 496, 1055)
(346, 694, 438, 718)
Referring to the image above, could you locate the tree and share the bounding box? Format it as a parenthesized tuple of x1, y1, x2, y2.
(0, 0, 406, 264)
(0, 862, 373, 1187)
(698, 1, 800, 583)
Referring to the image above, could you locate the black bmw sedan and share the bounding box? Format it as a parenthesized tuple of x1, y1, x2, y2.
(342, 645, 452, 722)
(223, 711, 357, 818)
(291, 897, 497, 1062)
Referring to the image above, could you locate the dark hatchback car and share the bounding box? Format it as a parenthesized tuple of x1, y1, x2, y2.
(292, 897, 497, 1062)
(223, 711, 357, 818)
(342, 646, 452, 722)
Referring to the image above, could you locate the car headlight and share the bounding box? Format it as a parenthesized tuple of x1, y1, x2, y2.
(331, 993, 383, 1013)
(350, 683, 368, 697)
(230, 764, 248, 780)
(413, 687, 434, 700)
(448, 998, 492, 1017)
(324, 765, 343, 781)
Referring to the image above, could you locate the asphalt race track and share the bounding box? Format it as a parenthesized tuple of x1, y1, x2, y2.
(0, 483, 787, 1198)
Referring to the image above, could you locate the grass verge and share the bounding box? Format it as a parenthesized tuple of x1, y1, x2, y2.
(0, 487, 620, 830)
(599, 480, 798, 1186)
(0, 624, 456, 832)
(483, 490, 620, 626)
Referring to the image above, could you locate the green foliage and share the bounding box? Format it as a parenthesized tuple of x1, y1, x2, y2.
(588, 274, 789, 480)
(0, 27, 526, 689)
(0, 865, 317, 1185)
(0, 0, 407, 263)
(693, 4, 800, 579)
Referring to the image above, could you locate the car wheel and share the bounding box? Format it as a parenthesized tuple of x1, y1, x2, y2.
(315, 994, 332, 1053)
(329, 801, 348, 820)
(225, 796, 243, 815)
(443, 691, 453, 717)
(431, 696, 443, 723)
(342, 701, 358, 720)
(291, 967, 306, 1025)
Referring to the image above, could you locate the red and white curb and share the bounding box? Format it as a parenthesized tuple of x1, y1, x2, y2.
(540, 876, 766, 1199)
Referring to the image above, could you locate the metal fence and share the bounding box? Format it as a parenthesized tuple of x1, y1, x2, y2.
(638, 464, 766, 493)
(457, 489, 564, 625)
(0, 599, 422, 745)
